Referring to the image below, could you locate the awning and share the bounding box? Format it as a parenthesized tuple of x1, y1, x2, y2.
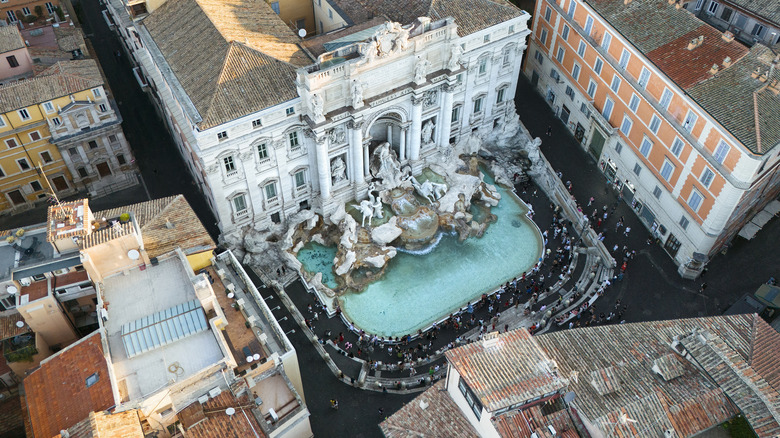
(738, 222, 761, 240)
(751, 210, 774, 228)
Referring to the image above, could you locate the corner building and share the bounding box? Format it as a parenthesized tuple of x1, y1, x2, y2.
(105, 0, 531, 240)
(525, 0, 780, 277)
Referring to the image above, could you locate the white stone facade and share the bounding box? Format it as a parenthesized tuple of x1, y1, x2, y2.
(112, 12, 530, 238)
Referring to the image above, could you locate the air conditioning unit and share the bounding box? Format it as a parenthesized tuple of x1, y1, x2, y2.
(19, 277, 31, 287)
(53, 268, 69, 276)
(268, 408, 279, 423)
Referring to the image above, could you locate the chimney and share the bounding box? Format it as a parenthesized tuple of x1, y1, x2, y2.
(768, 80, 780, 96)
(751, 67, 761, 78)
(722, 56, 732, 68)
(483, 331, 501, 348)
(667, 0, 674, 4)
(675, 3, 682, 9)
(709, 64, 719, 75)
(687, 35, 704, 50)
(165, 219, 175, 229)
(623, 0, 632, 4)
(722, 31, 734, 42)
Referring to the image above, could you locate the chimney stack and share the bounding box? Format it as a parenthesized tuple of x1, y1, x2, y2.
(722, 31, 734, 42)
(687, 35, 704, 50)
(722, 56, 732, 68)
(709, 64, 719, 75)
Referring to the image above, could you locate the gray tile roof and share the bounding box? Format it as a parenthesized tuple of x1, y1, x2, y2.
(327, 0, 525, 37)
(0, 59, 103, 114)
(535, 316, 752, 438)
(143, 0, 312, 129)
(687, 44, 780, 154)
(379, 380, 480, 438)
(721, 0, 780, 26)
(445, 330, 568, 412)
(0, 26, 25, 54)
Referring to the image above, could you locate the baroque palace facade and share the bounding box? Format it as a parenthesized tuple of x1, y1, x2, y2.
(104, 0, 531, 237)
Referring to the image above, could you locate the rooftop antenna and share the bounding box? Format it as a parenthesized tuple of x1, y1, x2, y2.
(37, 161, 68, 220)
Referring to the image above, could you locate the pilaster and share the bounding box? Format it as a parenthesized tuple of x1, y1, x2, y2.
(410, 95, 423, 161)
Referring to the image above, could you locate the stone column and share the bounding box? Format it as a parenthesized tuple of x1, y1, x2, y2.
(348, 120, 364, 185)
(399, 125, 407, 161)
(363, 140, 370, 178)
(409, 95, 423, 161)
(315, 135, 331, 199)
(439, 84, 454, 148)
(386, 124, 393, 147)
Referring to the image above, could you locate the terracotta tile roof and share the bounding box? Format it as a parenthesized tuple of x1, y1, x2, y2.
(722, 0, 780, 26)
(492, 403, 579, 438)
(445, 330, 567, 412)
(47, 199, 92, 243)
(379, 380, 480, 438)
(61, 410, 144, 438)
(750, 315, 780, 394)
(53, 27, 87, 53)
(0, 59, 102, 114)
(0, 313, 31, 341)
(687, 43, 780, 154)
(24, 332, 116, 438)
(329, 0, 525, 37)
(90, 195, 215, 258)
(179, 391, 266, 438)
(143, 0, 311, 129)
(677, 325, 780, 437)
(651, 353, 686, 381)
(647, 25, 749, 89)
(0, 26, 26, 54)
(535, 316, 752, 438)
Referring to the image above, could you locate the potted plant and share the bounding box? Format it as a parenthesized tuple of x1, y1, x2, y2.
(15, 228, 24, 237)
(119, 213, 130, 223)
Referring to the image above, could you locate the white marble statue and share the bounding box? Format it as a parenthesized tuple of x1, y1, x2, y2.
(448, 44, 463, 70)
(367, 183, 384, 219)
(351, 80, 364, 108)
(410, 176, 447, 203)
(421, 120, 435, 144)
(358, 41, 378, 65)
(414, 56, 431, 83)
(331, 157, 347, 184)
(525, 137, 542, 165)
(354, 200, 375, 227)
(310, 93, 324, 120)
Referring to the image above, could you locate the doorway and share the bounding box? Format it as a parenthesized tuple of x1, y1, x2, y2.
(560, 105, 570, 125)
(531, 70, 539, 87)
(575, 123, 585, 143)
(96, 162, 112, 177)
(589, 129, 606, 158)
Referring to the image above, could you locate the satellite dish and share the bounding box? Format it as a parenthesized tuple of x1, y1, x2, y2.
(6, 285, 17, 295)
(564, 391, 576, 404)
(127, 249, 140, 260)
(298, 28, 307, 38)
(15, 321, 24, 328)
(225, 407, 236, 416)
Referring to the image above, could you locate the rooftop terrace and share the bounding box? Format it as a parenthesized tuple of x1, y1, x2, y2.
(103, 254, 225, 401)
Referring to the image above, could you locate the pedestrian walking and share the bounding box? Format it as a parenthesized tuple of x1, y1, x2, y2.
(546, 125, 552, 136)
(588, 196, 595, 206)
(330, 399, 339, 410)
(699, 283, 708, 293)
(624, 227, 631, 237)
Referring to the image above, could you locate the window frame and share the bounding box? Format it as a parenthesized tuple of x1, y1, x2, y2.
(601, 32, 612, 51)
(610, 74, 621, 92)
(679, 216, 690, 230)
(584, 16, 594, 34)
(602, 97, 614, 120)
(18, 108, 30, 121)
(687, 189, 704, 212)
(620, 115, 633, 136)
(223, 155, 236, 173)
(556, 47, 565, 63)
(594, 57, 603, 75)
(473, 96, 484, 114)
(638, 67, 651, 88)
(659, 88, 673, 110)
(649, 115, 662, 134)
(670, 137, 684, 157)
(561, 24, 570, 41)
(294, 169, 306, 189)
(17, 158, 30, 171)
(682, 110, 698, 133)
(232, 193, 248, 214)
(288, 130, 301, 149)
(700, 167, 715, 188)
(571, 63, 581, 81)
(706, 0, 719, 14)
(257, 142, 269, 161)
(544, 5, 552, 21)
(587, 79, 597, 98)
(618, 49, 631, 69)
(577, 41, 586, 57)
(639, 137, 653, 158)
(540, 28, 548, 45)
(264, 181, 278, 201)
(628, 94, 640, 113)
(713, 140, 729, 164)
(660, 159, 675, 182)
(285, 107, 295, 116)
(217, 131, 228, 141)
(40, 151, 53, 163)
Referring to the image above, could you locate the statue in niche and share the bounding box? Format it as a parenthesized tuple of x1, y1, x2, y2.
(331, 156, 347, 184)
(421, 120, 435, 144)
(351, 80, 364, 108)
(414, 56, 431, 83)
(310, 93, 324, 120)
(448, 44, 464, 70)
(371, 142, 407, 188)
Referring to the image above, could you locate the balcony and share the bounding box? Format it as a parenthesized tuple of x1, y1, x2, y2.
(3, 334, 37, 363)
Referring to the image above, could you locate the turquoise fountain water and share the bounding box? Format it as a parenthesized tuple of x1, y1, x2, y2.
(297, 173, 543, 337)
